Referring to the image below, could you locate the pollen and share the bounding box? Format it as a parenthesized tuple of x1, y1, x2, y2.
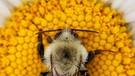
(93, 22, 101, 30)
(85, 14, 92, 22)
(77, 14, 84, 22)
(45, 13, 53, 22)
(33, 17, 41, 25)
(100, 32, 107, 39)
(6, 66, 13, 74)
(0, 0, 135, 76)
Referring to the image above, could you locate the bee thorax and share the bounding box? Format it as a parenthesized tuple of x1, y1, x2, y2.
(51, 44, 80, 75)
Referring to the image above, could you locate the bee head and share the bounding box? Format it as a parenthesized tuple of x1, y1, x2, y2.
(36, 28, 98, 42)
(54, 28, 79, 41)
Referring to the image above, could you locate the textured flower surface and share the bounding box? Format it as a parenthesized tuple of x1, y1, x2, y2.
(0, 0, 135, 76)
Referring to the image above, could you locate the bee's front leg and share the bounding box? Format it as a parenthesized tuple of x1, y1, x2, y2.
(40, 72, 52, 76)
(46, 36, 53, 43)
(37, 29, 45, 61)
(79, 69, 89, 76)
(85, 50, 101, 64)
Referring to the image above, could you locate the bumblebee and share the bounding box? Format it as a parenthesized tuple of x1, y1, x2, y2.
(36, 28, 100, 76)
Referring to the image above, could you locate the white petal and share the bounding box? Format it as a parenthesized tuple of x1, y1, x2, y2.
(100, 0, 113, 3)
(123, 11, 135, 23)
(117, 0, 135, 13)
(0, 1, 11, 17)
(131, 28, 135, 39)
(130, 26, 135, 40)
(128, 24, 132, 31)
(6, 0, 22, 7)
(127, 22, 135, 46)
(124, 5, 135, 15)
(133, 40, 135, 46)
(1, 0, 15, 11)
(111, 0, 125, 9)
(131, 33, 135, 46)
(27, 0, 34, 2)
(129, 22, 135, 30)
(0, 15, 6, 27)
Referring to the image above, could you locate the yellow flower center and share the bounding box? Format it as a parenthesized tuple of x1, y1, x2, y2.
(0, 0, 135, 76)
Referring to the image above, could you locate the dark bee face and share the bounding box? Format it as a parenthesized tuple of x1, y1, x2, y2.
(54, 28, 79, 41)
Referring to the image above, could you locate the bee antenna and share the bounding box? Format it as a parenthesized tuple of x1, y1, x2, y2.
(71, 29, 99, 33)
(36, 29, 62, 34)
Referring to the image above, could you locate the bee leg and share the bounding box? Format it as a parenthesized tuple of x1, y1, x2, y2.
(46, 36, 53, 43)
(37, 31, 45, 61)
(40, 72, 48, 76)
(40, 72, 51, 76)
(84, 70, 89, 76)
(85, 50, 101, 64)
(79, 69, 89, 76)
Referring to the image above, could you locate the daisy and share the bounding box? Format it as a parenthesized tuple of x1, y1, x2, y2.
(0, 0, 134, 76)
